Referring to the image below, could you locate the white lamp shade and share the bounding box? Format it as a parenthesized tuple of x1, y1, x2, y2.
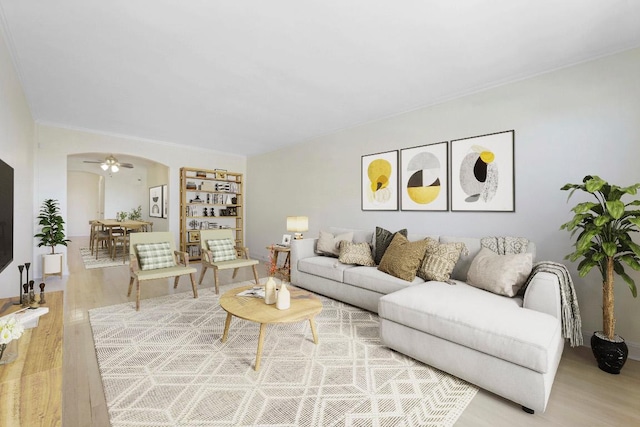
(100, 163, 109, 171)
(286, 216, 309, 232)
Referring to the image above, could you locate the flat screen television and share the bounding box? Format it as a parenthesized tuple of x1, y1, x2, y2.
(0, 158, 14, 274)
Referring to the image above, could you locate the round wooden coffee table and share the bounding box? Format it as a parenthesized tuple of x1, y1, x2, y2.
(219, 284, 323, 371)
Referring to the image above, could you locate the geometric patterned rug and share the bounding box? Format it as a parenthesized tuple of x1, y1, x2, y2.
(80, 247, 129, 269)
(88, 285, 477, 427)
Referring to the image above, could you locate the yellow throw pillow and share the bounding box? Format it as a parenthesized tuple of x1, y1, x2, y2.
(378, 233, 430, 282)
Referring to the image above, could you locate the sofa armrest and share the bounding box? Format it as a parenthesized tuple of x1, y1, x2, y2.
(290, 238, 318, 283)
(523, 271, 562, 320)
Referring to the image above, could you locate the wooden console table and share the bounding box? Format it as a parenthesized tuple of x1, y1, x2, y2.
(0, 291, 63, 426)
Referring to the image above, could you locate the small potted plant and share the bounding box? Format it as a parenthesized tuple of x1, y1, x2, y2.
(560, 175, 640, 374)
(34, 199, 71, 278)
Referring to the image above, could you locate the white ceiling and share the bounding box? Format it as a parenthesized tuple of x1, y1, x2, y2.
(1, 1, 640, 156)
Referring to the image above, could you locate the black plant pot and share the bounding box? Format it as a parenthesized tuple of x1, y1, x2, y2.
(591, 332, 628, 374)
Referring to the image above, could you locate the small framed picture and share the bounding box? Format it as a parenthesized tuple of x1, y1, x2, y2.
(281, 234, 292, 246)
(188, 230, 200, 243)
(215, 169, 227, 180)
(149, 185, 163, 218)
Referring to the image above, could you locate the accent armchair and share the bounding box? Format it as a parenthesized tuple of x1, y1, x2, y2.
(198, 229, 260, 294)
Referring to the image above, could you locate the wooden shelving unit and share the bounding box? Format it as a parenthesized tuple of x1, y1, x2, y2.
(180, 167, 243, 262)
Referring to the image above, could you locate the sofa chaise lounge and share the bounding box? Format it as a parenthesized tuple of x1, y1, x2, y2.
(290, 227, 566, 414)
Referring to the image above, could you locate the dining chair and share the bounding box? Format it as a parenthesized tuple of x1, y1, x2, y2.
(90, 221, 110, 259)
(111, 228, 130, 263)
(198, 229, 260, 294)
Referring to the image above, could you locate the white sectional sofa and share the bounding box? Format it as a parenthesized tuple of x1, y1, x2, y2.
(290, 227, 565, 414)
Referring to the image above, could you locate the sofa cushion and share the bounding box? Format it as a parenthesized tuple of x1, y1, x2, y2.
(298, 256, 356, 282)
(417, 238, 467, 282)
(316, 230, 354, 257)
(467, 248, 533, 297)
(378, 234, 430, 282)
(338, 241, 375, 266)
(344, 266, 423, 295)
(374, 227, 408, 265)
(378, 281, 560, 373)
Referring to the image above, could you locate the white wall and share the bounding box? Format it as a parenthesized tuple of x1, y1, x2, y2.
(247, 47, 640, 352)
(0, 26, 35, 298)
(34, 125, 246, 278)
(67, 171, 101, 236)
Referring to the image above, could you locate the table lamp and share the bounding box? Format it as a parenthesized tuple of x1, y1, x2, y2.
(287, 216, 309, 239)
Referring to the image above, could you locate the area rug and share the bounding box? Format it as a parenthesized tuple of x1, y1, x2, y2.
(80, 247, 129, 269)
(88, 285, 477, 427)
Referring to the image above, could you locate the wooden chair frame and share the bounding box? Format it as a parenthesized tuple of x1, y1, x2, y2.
(128, 231, 198, 310)
(198, 229, 260, 294)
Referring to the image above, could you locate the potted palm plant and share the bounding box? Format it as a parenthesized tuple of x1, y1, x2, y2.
(34, 199, 71, 278)
(560, 175, 640, 374)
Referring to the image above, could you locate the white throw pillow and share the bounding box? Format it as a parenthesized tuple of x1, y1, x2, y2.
(316, 230, 354, 257)
(466, 247, 533, 297)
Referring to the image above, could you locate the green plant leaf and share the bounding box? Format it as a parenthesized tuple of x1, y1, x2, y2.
(606, 200, 625, 219)
(594, 215, 611, 226)
(620, 255, 640, 271)
(585, 176, 605, 193)
(602, 242, 617, 257)
(578, 260, 598, 277)
(572, 202, 598, 214)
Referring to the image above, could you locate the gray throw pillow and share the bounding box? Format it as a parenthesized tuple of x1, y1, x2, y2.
(466, 247, 533, 297)
(316, 230, 354, 257)
(374, 227, 408, 265)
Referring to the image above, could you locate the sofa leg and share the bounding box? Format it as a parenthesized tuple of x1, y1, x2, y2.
(522, 406, 534, 414)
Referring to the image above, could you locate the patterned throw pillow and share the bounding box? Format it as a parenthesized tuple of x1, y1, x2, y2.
(378, 233, 430, 282)
(374, 227, 408, 265)
(417, 238, 467, 283)
(338, 241, 375, 266)
(207, 239, 237, 262)
(316, 230, 354, 257)
(136, 242, 176, 270)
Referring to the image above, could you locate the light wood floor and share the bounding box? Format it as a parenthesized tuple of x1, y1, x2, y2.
(55, 237, 640, 426)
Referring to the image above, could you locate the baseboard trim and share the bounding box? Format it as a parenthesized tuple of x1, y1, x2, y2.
(581, 331, 640, 361)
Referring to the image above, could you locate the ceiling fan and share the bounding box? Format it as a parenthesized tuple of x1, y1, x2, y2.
(83, 155, 134, 173)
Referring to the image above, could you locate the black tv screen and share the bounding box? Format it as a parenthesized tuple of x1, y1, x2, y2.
(0, 158, 13, 274)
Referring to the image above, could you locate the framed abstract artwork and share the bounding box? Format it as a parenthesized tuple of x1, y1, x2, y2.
(149, 185, 163, 218)
(361, 150, 398, 211)
(400, 141, 448, 211)
(450, 130, 515, 212)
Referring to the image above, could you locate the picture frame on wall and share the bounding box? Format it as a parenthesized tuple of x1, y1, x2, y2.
(149, 185, 163, 218)
(361, 150, 399, 211)
(400, 141, 448, 211)
(450, 130, 515, 212)
(162, 184, 168, 218)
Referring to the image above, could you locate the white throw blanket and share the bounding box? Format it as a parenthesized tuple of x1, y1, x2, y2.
(481, 237, 583, 347)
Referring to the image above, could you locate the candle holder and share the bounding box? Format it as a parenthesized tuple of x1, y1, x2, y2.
(14, 265, 24, 305)
(39, 282, 46, 304)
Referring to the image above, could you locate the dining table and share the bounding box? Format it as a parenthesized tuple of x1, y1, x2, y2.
(92, 219, 152, 259)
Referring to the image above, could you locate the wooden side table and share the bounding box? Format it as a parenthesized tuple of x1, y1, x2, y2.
(267, 245, 291, 281)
